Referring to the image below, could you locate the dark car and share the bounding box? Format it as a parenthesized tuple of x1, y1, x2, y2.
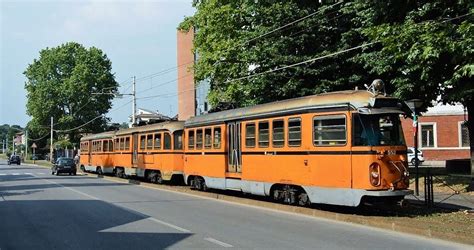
(52, 157, 77, 175)
(8, 155, 21, 165)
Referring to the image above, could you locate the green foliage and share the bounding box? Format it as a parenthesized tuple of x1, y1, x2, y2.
(0, 124, 24, 151)
(54, 139, 73, 149)
(181, 0, 377, 109)
(180, 0, 472, 110)
(24, 42, 118, 144)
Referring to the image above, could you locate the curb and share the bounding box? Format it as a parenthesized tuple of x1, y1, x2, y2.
(80, 171, 473, 245)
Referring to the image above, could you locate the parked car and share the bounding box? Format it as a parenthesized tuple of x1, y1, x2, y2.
(51, 157, 77, 175)
(407, 147, 424, 165)
(7, 155, 21, 165)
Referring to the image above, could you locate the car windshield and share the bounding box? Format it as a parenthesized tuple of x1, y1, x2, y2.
(353, 113, 406, 146)
(58, 158, 74, 165)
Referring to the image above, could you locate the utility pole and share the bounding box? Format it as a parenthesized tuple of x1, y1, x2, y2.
(12, 136, 15, 155)
(50, 116, 54, 163)
(25, 130, 28, 161)
(132, 76, 137, 126)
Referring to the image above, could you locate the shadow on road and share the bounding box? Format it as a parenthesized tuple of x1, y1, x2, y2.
(0, 199, 193, 249)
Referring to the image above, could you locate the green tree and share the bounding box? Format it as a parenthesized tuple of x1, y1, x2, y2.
(24, 42, 118, 144)
(351, 0, 473, 169)
(179, 1, 373, 108)
(180, 0, 473, 168)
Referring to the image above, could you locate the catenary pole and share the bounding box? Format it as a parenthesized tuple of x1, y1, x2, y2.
(132, 76, 137, 126)
(50, 117, 53, 163)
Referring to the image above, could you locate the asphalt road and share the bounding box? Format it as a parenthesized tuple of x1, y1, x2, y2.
(0, 160, 470, 249)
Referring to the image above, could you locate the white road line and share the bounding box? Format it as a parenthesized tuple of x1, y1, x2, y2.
(37, 177, 191, 233)
(204, 237, 233, 248)
(38, 173, 45, 175)
(147, 217, 190, 233)
(0, 173, 6, 176)
(11, 173, 20, 175)
(24, 173, 32, 175)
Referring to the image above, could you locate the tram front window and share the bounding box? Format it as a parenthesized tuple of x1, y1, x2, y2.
(353, 113, 405, 146)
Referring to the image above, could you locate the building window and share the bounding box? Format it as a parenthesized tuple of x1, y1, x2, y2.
(154, 133, 162, 149)
(245, 123, 256, 147)
(420, 123, 436, 148)
(164, 133, 172, 150)
(258, 121, 269, 148)
(272, 120, 284, 147)
(188, 130, 195, 150)
(460, 122, 470, 147)
(288, 118, 301, 147)
(313, 115, 346, 146)
(213, 127, 221, 149)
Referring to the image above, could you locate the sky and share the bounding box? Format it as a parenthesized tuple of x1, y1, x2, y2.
(0, 0, 195, 127)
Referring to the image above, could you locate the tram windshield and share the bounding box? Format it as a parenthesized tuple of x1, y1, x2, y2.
(353, 113, 406, 146)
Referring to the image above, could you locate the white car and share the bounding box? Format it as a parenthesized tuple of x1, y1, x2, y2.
(407, 147, 424, 165)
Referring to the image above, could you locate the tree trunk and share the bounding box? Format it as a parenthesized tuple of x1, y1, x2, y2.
(467, 100, 474, 191)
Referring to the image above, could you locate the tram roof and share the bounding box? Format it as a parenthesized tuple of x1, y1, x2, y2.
(80, 131, 116, 141)
(185, 90, 405, 127)
(115, 121, 184, 136)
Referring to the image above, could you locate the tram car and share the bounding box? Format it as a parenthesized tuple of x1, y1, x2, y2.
(183, 84, 412, 207)
(80, 81, 413, 207)
(80, 121, 185, 183)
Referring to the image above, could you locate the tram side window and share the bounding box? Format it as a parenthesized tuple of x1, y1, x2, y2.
(119, 138, 124, 150)
(154, 133, 162, 149)
(147, 134, 153, 150)
(272, 120, 284, 147)
(246, 123, 256, 147)
(164, 133, 172, 150)
(125, 137, 130, 150)
(109, 140, 113, 151)
(213, 127, 221, 149)
(204, 128, 212, 149)
(140, 135, 146, 150)
(313, 115, 346, 146)
(258, 121, 269, 148)
(196, 129, 203, 149)
(103, 140, 108, 152)
(288, 118, 301, 147)
(188, 130, 195, 150)
(174, 131, 183, 150)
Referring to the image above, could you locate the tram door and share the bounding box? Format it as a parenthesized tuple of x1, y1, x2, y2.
(132, 133, 138, 166)
(227, 122, 242, 173)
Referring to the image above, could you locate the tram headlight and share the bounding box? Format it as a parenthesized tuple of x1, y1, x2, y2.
(369, 163, 381, 186)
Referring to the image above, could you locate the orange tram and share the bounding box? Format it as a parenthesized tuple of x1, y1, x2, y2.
(80, 88, 413, 207)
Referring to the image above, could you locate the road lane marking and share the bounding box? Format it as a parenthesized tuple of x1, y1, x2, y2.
(0, 173, 6, 176)
(37, 177, 191, 233)
(147, 217, 190, 233)
(24, 173, 32, 175)
(204, 237, 233, 248)
(11, 173, 20, 175)
(38, 173, 45, 175)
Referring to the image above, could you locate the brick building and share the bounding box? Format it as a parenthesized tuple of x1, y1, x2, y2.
(401, 104, 470, 161)
(177, 28, 211, 121)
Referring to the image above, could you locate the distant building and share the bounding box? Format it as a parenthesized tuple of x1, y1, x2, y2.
(401, 103, 470, 161)
(129, 108, 173, 126)
(177, 28, 211, 121)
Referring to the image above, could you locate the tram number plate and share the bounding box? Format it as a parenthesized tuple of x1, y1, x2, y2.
(387, 150, 396, 155)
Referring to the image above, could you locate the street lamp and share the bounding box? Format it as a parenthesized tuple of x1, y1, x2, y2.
(406, 99, 424, 196)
